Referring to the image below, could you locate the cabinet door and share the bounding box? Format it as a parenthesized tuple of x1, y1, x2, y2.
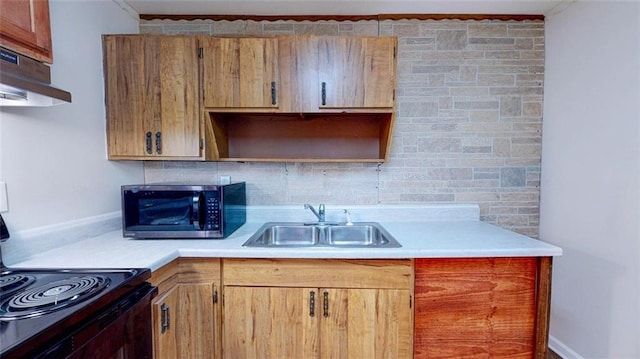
(320, 288, 412, 359)
(152, 285, 180, 358)
(203, 37, 279, 109)
(318, 37, 396, 109)
(153, 283, 217, 358)
(223, 286, 319, 359)
(277, 36, 319, 113)
(0, 0, 52, 63)
(414, 258, 537, 358)
(104, 35, 201, 159)
(178, 283, 217, 358)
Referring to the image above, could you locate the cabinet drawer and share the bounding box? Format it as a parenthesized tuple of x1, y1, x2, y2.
(223, 258, 413, 289)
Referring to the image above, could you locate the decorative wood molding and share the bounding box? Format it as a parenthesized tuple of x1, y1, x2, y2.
(379, 13, 544, 21)
(139, 13, 544, 22)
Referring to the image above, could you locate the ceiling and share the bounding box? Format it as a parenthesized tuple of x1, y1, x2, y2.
(123, 0, 568, 16)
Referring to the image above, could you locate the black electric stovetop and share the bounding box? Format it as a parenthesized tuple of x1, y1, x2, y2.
(0, 267, 151, 358)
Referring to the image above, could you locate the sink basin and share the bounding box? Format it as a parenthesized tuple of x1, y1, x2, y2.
(243, 222, 401, 248)
(325, 225, 393, 246)
(246, 224, 321, 246)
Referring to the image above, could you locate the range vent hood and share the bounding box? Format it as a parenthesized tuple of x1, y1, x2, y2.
(0, 47, 71, 107)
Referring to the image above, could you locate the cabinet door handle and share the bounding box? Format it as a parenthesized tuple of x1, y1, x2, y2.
(321, 82, 327, 106)
(145, 132, 153, 154)
(155, 132, 162, 154)
(271, 81, 277, 105)
(161, 303, 170, 334)
(309, 291, 315, 317)
(323, 291, 329, 318)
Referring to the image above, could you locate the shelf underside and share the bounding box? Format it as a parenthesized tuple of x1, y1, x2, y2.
(208, 112, 393, 162)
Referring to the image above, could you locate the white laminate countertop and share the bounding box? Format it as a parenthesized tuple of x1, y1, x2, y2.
(5, 205, 562, 272)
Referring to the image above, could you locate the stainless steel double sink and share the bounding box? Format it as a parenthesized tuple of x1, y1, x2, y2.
(242, 222, 401, 248)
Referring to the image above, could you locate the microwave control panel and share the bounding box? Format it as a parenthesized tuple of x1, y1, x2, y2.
(204, 192, 221, 230)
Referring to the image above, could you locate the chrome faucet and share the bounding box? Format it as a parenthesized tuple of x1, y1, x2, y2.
(304, 203, 325, 222)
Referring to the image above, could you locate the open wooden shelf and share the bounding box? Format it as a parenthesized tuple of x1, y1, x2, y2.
(207, 112, 394, 162)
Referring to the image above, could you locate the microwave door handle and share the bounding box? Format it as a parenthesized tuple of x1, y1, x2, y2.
(198, 193, 206, 230)
(192, 193, 204, 230)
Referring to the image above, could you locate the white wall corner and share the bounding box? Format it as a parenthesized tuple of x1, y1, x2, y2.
(112, 0, 140, 21)
(544, 0, 578, 17)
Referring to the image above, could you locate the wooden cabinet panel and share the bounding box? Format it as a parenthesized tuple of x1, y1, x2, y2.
(414, 258, 537, 358)
(318, 37, 396, 109)
(103, 34, 397, 162)
(203, 37, 279, 109)
(277, 36, 319, 113)
(103, 35, 201, 160)
(178, 283, 217, 357)
(150, 258, 221, 359)
(152, 284, 217, 358)
(223, 258, 413, 289)
(204, 36, 397, 162)
(152, 285, 179, 359)
(0, 0, 52, 63)
(223, 286, 319, 359)
(222, 259, 413, 359)
(320, 288, 412, 359)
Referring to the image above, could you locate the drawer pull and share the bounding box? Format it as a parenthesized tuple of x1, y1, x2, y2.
(145, 132, 152, 154)
(161, 303, 170, 333)
(323, 291, 329, 318)
(309, 291, 315, 317)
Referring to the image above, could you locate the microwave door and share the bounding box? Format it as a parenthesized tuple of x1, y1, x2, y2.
(193, 192, 206, 230)
(133, 192, 198, 229)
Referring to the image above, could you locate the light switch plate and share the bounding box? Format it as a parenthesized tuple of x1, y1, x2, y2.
(0, 182, 8, 212)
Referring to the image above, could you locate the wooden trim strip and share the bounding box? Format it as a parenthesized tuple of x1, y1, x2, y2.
(534, 256, 553, 359)
(140, 13, 544, 22)
(379, 13, 544, 21)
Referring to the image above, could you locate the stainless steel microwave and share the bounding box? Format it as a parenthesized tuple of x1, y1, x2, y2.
(121, 183, 246, 239)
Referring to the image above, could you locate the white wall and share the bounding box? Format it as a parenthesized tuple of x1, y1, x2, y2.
(541, 1, 640, 358)
(0, 0, 143, 231)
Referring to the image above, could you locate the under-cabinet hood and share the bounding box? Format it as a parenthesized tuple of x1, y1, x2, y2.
(0, 47, 71, 107)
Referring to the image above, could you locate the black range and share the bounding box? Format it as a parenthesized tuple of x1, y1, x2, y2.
(0, 214, 157, 358)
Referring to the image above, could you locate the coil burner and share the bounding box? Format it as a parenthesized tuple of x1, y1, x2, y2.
(0, 275, 110, 320)
(0, 274, 36, 300)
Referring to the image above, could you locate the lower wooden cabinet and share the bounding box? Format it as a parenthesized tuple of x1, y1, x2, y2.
(222, 258, 414, 359)
(319, 288, 411, 358)
(223, 286, 318, 358)
(147, 257, 552, 359)
(152, 283, 217, 357)
(149, 258, 221, 359)
(223, 286, 411, 359)
(414, 257, 552, 359)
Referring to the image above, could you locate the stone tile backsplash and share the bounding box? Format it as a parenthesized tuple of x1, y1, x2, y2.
(140, 19, 544, 237)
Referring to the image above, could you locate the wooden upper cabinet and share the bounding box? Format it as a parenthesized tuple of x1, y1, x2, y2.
(103, 34, 398, 162)
(277, 36, 319, 113)
(103, 35, 202, 160)
(202, 36, 397, 112)
(202, 37, 279, 109)
(0, 0, 52, 63)
(318, 37, 396, 109)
